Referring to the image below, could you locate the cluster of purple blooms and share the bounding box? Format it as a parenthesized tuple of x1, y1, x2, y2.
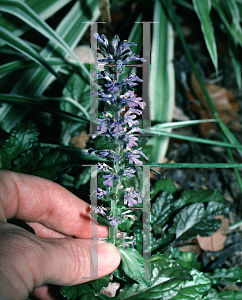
(88, 33, 147, 227)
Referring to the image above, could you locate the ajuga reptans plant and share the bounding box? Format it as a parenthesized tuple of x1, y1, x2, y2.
(88, 33, 147, 247)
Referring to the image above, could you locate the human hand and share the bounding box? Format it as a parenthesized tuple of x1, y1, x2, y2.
(0, 170, 120, 300)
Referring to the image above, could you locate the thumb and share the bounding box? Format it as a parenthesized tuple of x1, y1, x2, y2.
(43, 238, 121, 286)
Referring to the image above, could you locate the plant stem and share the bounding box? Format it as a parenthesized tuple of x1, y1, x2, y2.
(109, 199, 118, 245)
(109, 124, 121, 246)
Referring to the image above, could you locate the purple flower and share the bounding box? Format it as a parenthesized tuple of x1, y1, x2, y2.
(128, 127, 143, 134)
(122, 112, 139, 127)
(97, 117, 111, 134)
(96, 150, 112, 158)
(132, 148, 148, 160)
(107, 216, 121, 227)
(122, 73, 143, 87)
(123, 53, 146, 64)
(93, 206, 106, 216)
(105, 80, 121, 92)
(124, 190, 142, 207)
(87, 148, 95, 155)
(102, 173, 118, 187)
(125, 152, 143, 165)
(97, 188, 109, 197)
(98, 91, 115, 104)
(123, 167, 136, 177)
(94, 33, 145, 65)
(123, 133, 138, 148)
(110, 119, 125, 133)
(128, 107, 143, 115)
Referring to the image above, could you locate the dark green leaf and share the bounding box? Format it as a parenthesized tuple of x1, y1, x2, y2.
(12, 147, 73, 180)
(0, 121, 39, 169)
(151, 233, 176, 253)
(61, 282, 120, 300)
(74, 167, 91, 188)
(118, 217, 135, 231)
(61, 72, 90, 143)
(151, 177, 177, 199)
(89, 275, 110, 293)
(216, 290, 242, 300)
(170, 269, 211, 299)
(132, 225, 143, 254)
(173, 189, 225, 211)
(169, 201, 228, 241)
(60, 284, 93, 300)
(204, 289, 242, 299)
(206, 266, 242, 285)
(172, 248, 201, 271)
(151, 191, 174, 233)
(118, 255, 193, 299)
(119, 248, 151, 287)
(95, 138, 118, 151)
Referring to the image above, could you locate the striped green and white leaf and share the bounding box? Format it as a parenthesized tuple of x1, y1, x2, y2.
(211, 0, 242, 46)
(0, 0, 89, 75)
(0, 0, 72, 37)
(192, 0, 218, 71)
(147, 0, 175, 163)
(0, 0, 100, 132)
(0, 25, 64, 83)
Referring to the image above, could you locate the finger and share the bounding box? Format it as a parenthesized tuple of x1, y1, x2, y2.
(0, 222, 120, 299)
(27, 222, 69, 238)
(44, 238, 121, 286)
(0, 170, 108, 238)
(30, 284, 64, 300)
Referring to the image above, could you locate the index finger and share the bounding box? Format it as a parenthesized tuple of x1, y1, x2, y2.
(0, 170, 107, 238)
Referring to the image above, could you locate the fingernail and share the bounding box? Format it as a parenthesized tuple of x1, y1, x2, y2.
(90, 241, 120, 274)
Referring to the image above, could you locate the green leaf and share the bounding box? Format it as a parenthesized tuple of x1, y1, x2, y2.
(0, 121, 39, 169)
(0, 25, 65, 85)
(60, 283, 93, 300)
(172, 248, 201, 271)
(206, 266, 242, 285)
(89, 275, 110, 293)
(74, 167, 91, 189)
(173, 189, 225, 211)
(0, 0, 89, 77)
(61, 72, 90, 144)
(60, 283, 120, 300)
(118, 217, 135, 232)
(151, 191, 174, 233)
(204, 289, 242, 299)
(118, 255, 193, 299)
(0, 0, 72, 37)
(170, 201, 229, 241)
(0, 58, 69, 79)
(217, 290, 242, 300)
(119, 248, 151, 287)
(228, 36, 242, 92)
(0, 0, 100, 132)
(12, 147, 73, 180)
(147, 127, 242, 151)
(170, 269, 211, 299)
(151, 177, 177, 200)
(148, 0, 175, 163)
(94, 137, 118, 151)
(151, 233, 176, 253)
(211, 0, 242, 47)
(192, 0, 218, 71)
(0, 93, 90, 123)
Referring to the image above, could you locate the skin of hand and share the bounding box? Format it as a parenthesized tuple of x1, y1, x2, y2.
(0, 170, 121, 300)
